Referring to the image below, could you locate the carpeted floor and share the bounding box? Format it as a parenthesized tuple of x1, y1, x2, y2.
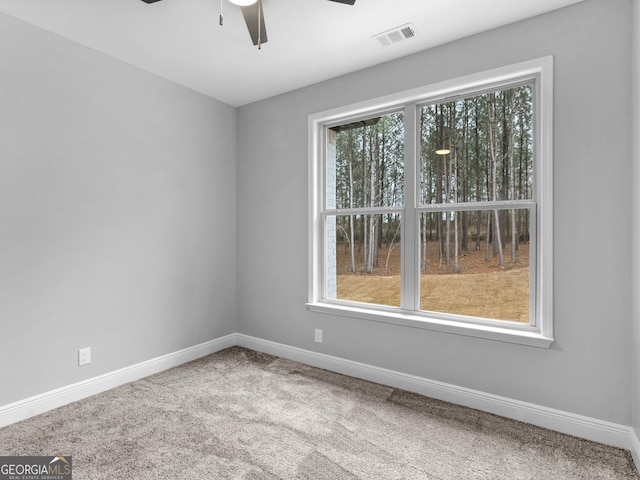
(0, 347, 638, 479)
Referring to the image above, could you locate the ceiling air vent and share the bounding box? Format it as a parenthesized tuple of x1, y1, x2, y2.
(373, 23, 417, 47)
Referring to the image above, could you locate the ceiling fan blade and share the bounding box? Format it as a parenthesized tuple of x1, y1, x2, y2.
(241, 1, 268, 46)
(327, 0, 356, 5)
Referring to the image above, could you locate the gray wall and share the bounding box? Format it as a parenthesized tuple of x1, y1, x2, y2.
(237, 0, 634, 425)
(0, 13, 237, 406)
(632, 0, 640, 440)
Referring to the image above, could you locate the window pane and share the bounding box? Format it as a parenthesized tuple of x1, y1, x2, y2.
(419, 85, 533, 205)
(328, 112, 404, 209)
(326, 214, 401, 307)
(419, 209, 530, 323)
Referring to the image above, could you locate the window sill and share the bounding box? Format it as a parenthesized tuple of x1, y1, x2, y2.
(306, 302, 554, 348)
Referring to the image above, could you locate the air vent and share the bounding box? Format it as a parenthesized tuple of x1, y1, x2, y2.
(373, 23, 417, 47)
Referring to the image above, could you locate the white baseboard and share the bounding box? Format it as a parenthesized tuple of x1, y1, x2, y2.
(1, 331, 638, 474)
(0, 334, 237, 429)
(236, 334, 636, 453)
(631, 428, 640, 474)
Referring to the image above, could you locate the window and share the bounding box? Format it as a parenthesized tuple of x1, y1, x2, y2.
(308, 58, 553, 347)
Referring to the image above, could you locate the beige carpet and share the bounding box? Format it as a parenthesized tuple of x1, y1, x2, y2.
(0, 347, 638, 479)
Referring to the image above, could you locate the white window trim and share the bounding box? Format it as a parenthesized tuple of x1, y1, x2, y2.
(307, 57, 554, 348)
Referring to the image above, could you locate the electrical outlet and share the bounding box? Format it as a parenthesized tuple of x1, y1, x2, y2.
(78, 347, 91, 366)
(314, 329, 323, 343)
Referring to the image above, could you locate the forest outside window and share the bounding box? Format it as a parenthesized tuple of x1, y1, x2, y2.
(308, 58, 553, 347)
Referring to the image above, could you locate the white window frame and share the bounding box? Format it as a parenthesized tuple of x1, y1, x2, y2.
(307, 57, 553, 348)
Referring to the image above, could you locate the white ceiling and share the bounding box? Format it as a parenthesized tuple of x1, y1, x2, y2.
(0, 0, 582, 106)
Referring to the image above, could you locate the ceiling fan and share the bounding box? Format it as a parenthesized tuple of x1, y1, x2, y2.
(141, 0, 356, 49)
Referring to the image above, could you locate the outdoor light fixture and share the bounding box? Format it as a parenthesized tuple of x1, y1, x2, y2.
(228, 0, 257, 5)
(435, 149, 451, 155)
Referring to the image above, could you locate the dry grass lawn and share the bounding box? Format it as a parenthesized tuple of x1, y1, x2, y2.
(337, 270, 529, 323)
(335, 241, 530, 323)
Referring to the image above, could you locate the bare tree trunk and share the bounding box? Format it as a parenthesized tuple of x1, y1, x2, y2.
(372, 133, 379, 268)
(422, 215, 427, 271)
(454, 212, 459, 273)
(453, 154, 459, 273)
(474, 99, 482, 251)
(452, 106, 459, 273)
(420, 111, 428, 272)
(348, 132, 356, 272)
(517, 94, 528, 251)
(361, 129, 368, 271)
(384, 221, 401, 275)
(367, 216, 376, 274)
(507, 90, 517, 263)
(435, 105, 445, 266)
(445, 155, 451, 268)
(488, 93, 504, 266)
(366, 132, 377, 273)
(485, 213, 491, 262)
(461, 100, 469, 253)
(362, 216, 368, 272)
(438, 218, 444, 268)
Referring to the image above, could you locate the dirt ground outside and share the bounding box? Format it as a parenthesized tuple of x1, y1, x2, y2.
(335, 241, 530, 323)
